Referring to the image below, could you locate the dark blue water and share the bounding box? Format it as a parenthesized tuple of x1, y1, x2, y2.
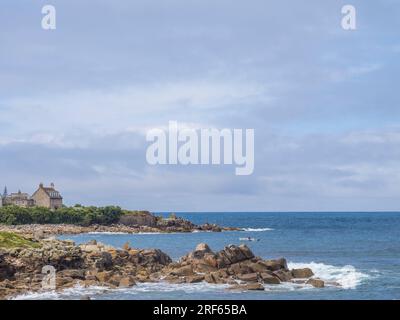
(52, 212, 400, 300)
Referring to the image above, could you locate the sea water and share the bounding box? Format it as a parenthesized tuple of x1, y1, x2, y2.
(16, 212, 400, 300)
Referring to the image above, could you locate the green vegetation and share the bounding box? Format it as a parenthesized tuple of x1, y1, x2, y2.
(0, 231, 41, 249)
(0, 205, 123, 226)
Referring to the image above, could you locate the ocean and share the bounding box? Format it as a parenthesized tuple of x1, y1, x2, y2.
(16, 212, 400, 300)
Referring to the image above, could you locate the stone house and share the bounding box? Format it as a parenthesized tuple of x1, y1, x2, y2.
(1, 183, 63, 210)
(31, 183, 63, 210)
(2, 190, 35, 208)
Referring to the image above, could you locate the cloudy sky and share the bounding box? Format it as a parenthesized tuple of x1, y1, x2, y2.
(1, 1, 399, 211)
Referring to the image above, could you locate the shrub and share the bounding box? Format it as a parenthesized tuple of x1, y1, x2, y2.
(0, 205, 122, 226)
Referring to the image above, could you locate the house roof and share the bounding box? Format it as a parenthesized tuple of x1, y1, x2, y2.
(42, 187, 63, 199)
(8, 192, 30, 199)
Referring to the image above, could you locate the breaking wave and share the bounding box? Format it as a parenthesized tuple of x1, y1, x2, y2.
(242, 228, 274, 232)
(288, 261, 370, 289)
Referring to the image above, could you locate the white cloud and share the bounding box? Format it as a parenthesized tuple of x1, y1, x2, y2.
(341, 129, 400, 144)
(327, 63, 382, 82)
(1, 80, 270, 139)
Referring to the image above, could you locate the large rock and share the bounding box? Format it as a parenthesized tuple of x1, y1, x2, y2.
(260, 273, 280, 284)
(238, 244, 254, 259)
(273, 270, 293, 282)
(213, 244, 254, 266)
(204, 273, 217, 284)
(181, 244, 255, 272)
(261, 258, 288, 271)
(187, 243, 215, 261)
(93, 252, 113, 271)
(170, 265, 194, 276)
(229, 262, 252, 275)
(141, 249, 172, 266)
(291, 268, 314, 278)
(56, 276, 76, 288)
(94, 271, 113, 283)
(203, 254, 218, 268)
(119, 276, 136, 288)
(236, 273, 258, 282)
(248, 261, 270, 273)
(224, 245, 247, 263)
(185, 275, 205, 283)
(306, 278, 325, 288)
(58, 269, 86, 280)
(204, 271, 227, 284)
(195, 243, 212, 253)
(119, 211, 157, 227)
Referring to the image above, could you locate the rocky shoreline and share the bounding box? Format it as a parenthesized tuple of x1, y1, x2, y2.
(0, 221, 240, 238)
(0, 233, 333, 300)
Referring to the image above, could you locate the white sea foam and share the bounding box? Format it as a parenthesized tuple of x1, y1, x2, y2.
(11, 284, 110, 300)
(126, 281, 229, 293)
(242, 227, 274, 232)
(11, 282, 230, 300)
(288, 261, 370, 289)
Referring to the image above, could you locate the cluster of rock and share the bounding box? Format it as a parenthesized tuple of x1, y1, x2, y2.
(0, 239, 171, 299)
(162, 243, 325, 291)
(0, 239, 327, 299)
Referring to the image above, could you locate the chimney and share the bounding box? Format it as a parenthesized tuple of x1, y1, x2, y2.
(39, 183, 44, 188)
(50, 182, 55, 188)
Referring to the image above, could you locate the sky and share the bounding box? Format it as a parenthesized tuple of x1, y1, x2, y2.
(0, 0, 400, 211)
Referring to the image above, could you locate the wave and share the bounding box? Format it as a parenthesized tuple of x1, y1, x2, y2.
(12, 282, 230, 300)
(288, 261, 370, 289)
(242, 228, 274, 232)
(12, 284, 110, 300)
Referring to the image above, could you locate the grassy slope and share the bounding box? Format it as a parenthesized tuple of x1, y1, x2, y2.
(0, 231, 41, 249)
